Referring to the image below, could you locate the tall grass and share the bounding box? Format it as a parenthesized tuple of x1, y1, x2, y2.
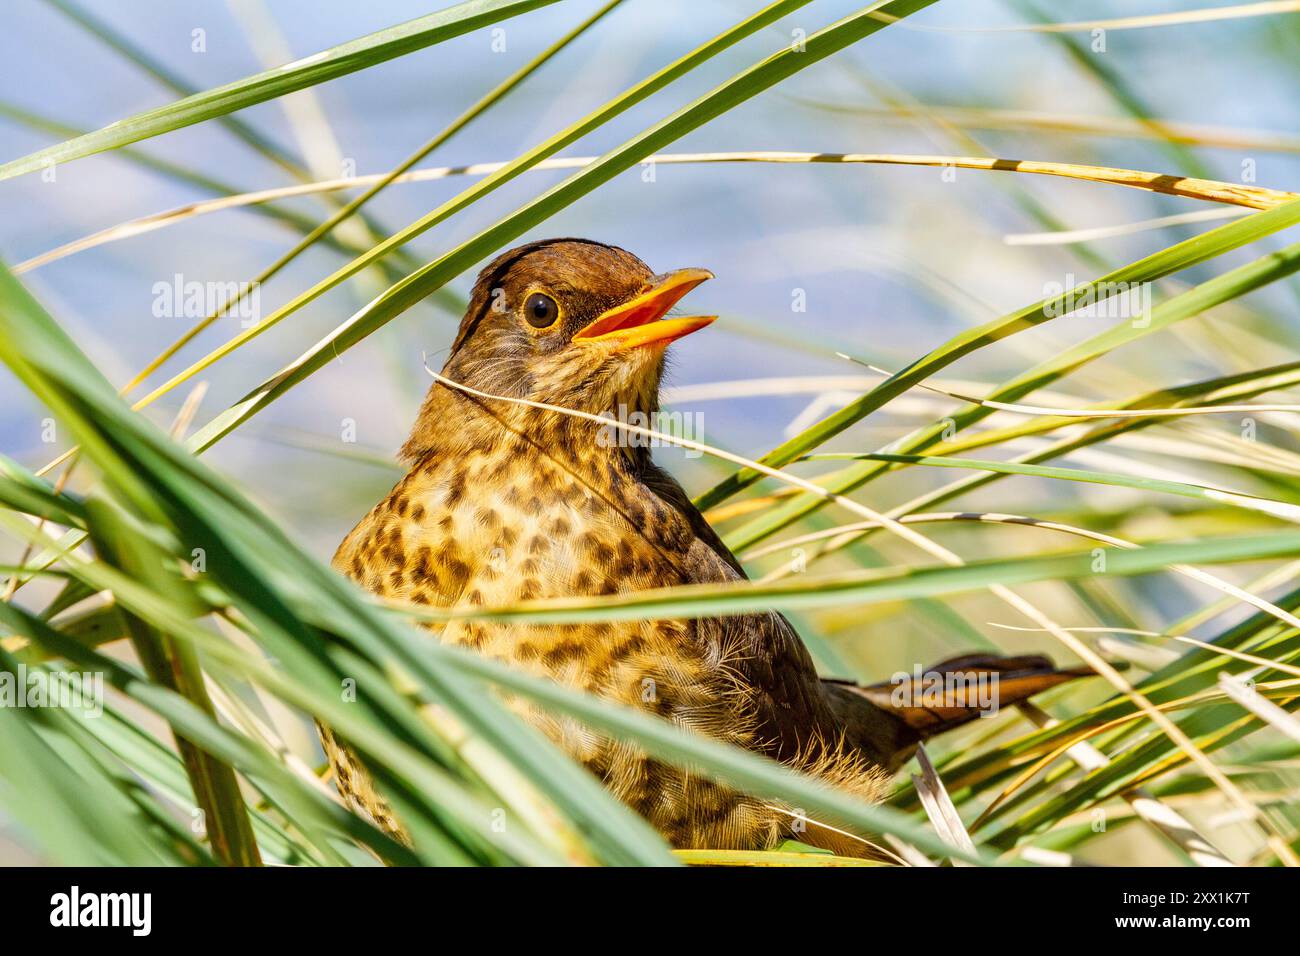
(0, 0, 1297, 866)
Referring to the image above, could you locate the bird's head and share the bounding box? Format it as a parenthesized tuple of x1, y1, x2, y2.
(439, 238, 713, 412)
(403, 238, 714, 463)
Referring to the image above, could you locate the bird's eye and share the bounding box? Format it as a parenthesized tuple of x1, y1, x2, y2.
(523, 292, 559, 329)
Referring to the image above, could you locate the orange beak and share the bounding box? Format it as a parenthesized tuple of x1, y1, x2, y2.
(573, 268, 715, 349)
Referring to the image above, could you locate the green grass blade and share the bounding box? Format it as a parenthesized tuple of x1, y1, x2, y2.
(182, 0, 942, 453)
(84, 497, 263, 867)
(385, 530, 1300, 626)
(0, 0, 560, 181)
(129, 0, 826, 414)
(43, 0, 328, 183)
(716, 222, 1300, 550)
(804, 452, 1300, 523)
(0, 260, 676, 866)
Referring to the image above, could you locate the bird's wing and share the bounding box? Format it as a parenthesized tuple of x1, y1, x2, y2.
(637, 465, 1098, 772)
(639, 462, 847, 758)
(638, 461, 747, 577)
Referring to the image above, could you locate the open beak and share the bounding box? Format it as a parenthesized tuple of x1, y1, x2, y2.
(573, 268, 715, 349)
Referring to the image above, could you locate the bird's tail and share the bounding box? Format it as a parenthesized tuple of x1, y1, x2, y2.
(779, 654, 1094, 858)
(833, 652, 1094, 743)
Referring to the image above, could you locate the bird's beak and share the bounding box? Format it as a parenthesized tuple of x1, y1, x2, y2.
(573, 268, 715, 349)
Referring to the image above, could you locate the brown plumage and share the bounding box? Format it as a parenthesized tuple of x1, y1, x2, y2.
(322, 238, 1090, 855)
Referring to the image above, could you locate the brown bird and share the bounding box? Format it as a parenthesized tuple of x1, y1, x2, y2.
(322, 238, 1090, 854)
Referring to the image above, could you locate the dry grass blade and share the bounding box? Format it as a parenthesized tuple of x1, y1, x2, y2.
(798, 103, 1300, 154)
(18, 152, 1292, 275)
(748, 512, 1300, 635)
(1094, 635, 1181, 672)
(872, 1, 1300, 32)
(1218, 675, 1300, 745)
(1005, 702, 1236, 867)
(912, 744, 977, 865)
(846, 356, 1300, 420)
(673, 849, 883, 866)
(107, 0, 623, 398)
(991, 626, 1300, 679)
(1005, 208, 1250, 246)
(419, 367, 1299, 864)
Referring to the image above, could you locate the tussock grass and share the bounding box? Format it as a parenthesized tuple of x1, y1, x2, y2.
(1, 0, 1298, 866)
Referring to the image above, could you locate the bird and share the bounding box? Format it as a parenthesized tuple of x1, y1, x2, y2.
(321, 237, 1091, 855)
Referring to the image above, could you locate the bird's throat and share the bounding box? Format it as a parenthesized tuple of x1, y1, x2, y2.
(400, 376, 661, 477)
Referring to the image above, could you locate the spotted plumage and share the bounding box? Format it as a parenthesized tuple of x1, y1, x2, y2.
(321, 239, 1091, 855)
